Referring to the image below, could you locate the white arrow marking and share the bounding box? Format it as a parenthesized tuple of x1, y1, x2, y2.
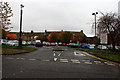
(53, 53, 55, 56)
(58, 53, 61, 56)
(54, 58, 57, 61)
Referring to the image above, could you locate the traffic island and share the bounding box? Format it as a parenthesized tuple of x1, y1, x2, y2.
(2, 45, 38, 56)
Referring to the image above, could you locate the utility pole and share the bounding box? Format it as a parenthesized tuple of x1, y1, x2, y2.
(19, 4, 24, 47)
(92, 12, 98, 37)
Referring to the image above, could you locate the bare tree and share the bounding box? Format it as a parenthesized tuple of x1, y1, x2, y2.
(0, 2, 13, 39)
(97, 13, 120, 50)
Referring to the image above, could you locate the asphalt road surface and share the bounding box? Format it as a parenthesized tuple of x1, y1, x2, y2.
(2, 46, 120, 78)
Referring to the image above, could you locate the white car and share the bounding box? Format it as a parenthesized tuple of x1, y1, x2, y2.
(0, 39, 8, 45)
(97, 45, 108, 50)
(22, 41, 27, 45)
(7, 40, 19, 46)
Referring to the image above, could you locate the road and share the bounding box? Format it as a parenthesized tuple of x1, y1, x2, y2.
(2, 46, 120, 78)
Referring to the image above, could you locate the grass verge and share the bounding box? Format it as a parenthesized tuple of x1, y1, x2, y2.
(2, 45, 37, 55)
(76, 48, 120, 62)
(95, 54, 120, 62)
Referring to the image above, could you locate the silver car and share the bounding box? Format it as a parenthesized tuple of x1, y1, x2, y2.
(7, 40, 19, 46)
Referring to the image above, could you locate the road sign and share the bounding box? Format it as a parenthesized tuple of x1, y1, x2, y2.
(100, 33, 107, 44)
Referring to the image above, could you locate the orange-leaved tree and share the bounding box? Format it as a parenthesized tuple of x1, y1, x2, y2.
(7, 34, 17, 40)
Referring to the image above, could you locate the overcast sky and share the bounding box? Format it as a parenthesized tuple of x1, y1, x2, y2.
(2, 0, 120, 36)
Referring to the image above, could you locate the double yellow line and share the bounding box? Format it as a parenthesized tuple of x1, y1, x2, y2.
(82, 52, 120, 66)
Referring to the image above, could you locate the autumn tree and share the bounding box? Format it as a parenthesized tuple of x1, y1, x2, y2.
(97, 13, 120, 50)
(7, 34, 17, 40)
(61, 31, 73, 43)
(0, 2, 13, 39)
(47, 32, 58, 42)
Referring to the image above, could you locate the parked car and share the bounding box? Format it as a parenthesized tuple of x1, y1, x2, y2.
(26, 41, 32, 45)
(115, 46, 120, 50)
(7, 40, 19, 46)
(35, 42, 42, 47)
(50, 42, 56, 46)
(58, 42, 62, 46)
(42, 41, 50, 46)
(97, 45, 108, 50)
(35, 40, 41, 43)
(0, 39, 8, 45)
(67, 43, 81, 48)
(31, 41, 36, 45)
(62, 43, 67, 46)
(82, 44, 95, 49)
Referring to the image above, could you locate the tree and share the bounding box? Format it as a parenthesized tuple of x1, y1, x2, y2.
(7, 34, 17, 40)
(61, 31, 73, 43)
(0, 2, 13, 39)
(97, 13, 120, 50)
(2, 29, 7, 39)
(47, 32, 58, 42)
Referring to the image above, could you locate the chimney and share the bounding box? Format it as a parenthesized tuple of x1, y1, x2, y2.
(81, 30, 83, 33)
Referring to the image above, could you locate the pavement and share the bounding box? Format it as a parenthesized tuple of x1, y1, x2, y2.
(2, 46, 120, 78)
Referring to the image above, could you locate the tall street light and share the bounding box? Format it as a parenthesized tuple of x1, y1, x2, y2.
(19, 4, 24, 47)
(92, 12, 98, 37)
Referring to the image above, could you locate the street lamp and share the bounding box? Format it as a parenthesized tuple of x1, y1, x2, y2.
(19, 4, 24, 47)
(92, 12, 98, 37)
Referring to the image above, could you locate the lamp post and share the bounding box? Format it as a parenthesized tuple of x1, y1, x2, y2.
(19, 4, 24, 47)
(92, 12, 98, 37)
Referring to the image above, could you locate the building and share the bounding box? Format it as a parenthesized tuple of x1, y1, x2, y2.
(9, 30, 99, 44)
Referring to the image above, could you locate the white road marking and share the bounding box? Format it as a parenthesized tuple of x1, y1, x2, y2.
(20, 58, 25, 60)
(74, 51, 86, 56)
(74, 52, 77, 55)
(54, 58, 57, 61)
(84, 61, 92, 64)
(94, 61, 104, 65)
(104, 62, 115, 66)
(94, 61, 102, 64)
(60, 59, 68, 63)
(53, 53, 55, 56)
(16, 58, 20, 59)
(58, 53, 61, 56)
(71, 59, 80, 63)
(94, 61, 101, 63)
(76, 53, 86, 56)
(28, 59, 36, 60)
(42, 60, 50, 61)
